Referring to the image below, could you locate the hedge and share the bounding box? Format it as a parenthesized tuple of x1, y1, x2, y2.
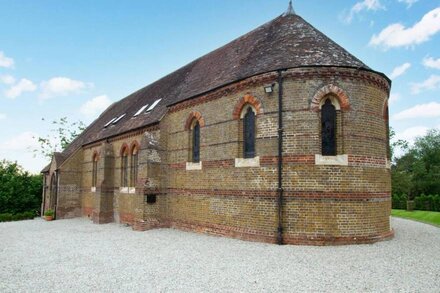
(392, 194, 408, 210)
(0, 211, 36, 222)
(392, 194, 440, 212)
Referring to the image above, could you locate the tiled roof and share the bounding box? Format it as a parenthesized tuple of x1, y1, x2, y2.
(58, 13, 388, 164)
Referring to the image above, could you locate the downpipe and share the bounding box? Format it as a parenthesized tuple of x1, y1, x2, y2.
(277, 69, 286, 245)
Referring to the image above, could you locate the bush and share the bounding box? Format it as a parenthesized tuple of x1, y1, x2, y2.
(394, 194, 440, 212)
(392, 194, 408, 210)
(0, 160, 42, 215)
(0, 211, 36, 222)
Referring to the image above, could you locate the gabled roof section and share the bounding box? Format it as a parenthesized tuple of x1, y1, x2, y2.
(57, 12, 387, 164)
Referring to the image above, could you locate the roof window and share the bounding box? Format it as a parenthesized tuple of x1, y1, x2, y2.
(104, 117, 117, 128)
(133, 104, 149, 117)
(146, 99, 162, 112)
(112, 114, 126, 125)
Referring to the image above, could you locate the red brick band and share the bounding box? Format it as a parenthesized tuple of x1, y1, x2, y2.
(166, 188, 390, 200)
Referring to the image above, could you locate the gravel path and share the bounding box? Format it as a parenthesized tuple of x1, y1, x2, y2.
(0, 217, 439, 292)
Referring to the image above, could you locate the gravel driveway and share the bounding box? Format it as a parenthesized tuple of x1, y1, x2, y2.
(0, 217, 439, 292)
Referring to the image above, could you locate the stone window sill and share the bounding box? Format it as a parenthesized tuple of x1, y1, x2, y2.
(315, 154, 348, 166)
(120, 187, 136, 194)
(186, 161, 202, 170)
(235, 156, 260, 168)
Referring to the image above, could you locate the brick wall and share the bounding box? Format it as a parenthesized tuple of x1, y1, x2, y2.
(161, 67, 392, 245)
(51, 66, 392, 245)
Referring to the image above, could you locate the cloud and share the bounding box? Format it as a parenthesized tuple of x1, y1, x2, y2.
(80, 95, 112, 117)
(370, 7, 440, 49)
(0, 74, 15, 85)
(394, 126, 429, 145)
(4, 78, 37, 99)
(40, 77, 90, 99)
(392, 102, 440, 120)
(388, 93, 400, 105)
(423, 56, 440, 69)
(398, 0, 418, 8)
(345, 0, 385, 23)
(0, 51, 14, 68)
(0, 131, 39, 151)
(410, 75, 440, 94)
(389, 63, 411, 79)
(0, 113, 6, 120)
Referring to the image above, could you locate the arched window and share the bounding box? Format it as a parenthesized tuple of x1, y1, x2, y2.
(121, 146, 128, 187)
(49, 172, 57, 209)
(321, 98, 336, 156)
(192, 121, 200, 162)
(384, 104, 390, 160)
(130, 145, 138, 187)
(92, 153, 98, 188)
(243, 106, 256, 158)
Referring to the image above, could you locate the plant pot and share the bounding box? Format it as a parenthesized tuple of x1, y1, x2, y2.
(45, 216, 53, 221)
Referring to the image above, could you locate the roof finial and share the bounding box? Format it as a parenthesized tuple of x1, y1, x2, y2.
(284, 0, 295, 16)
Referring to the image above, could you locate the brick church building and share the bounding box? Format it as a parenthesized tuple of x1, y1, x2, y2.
(41, 5, 393, 245)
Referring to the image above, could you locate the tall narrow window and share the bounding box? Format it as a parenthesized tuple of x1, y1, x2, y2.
(385, 105, 390, 160)
(121, 148, 128, 187)
(192, 121, 200, 162)
(321, 98, 336, 156)
(243, 107, 256, 158)
(130, 146, 138, 187)
(92, 154, 98, 188)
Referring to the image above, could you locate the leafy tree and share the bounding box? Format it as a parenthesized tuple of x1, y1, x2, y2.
(0, 160, 42, 214)
(392, 129, 440, 197)
(33, 117, 86, 159)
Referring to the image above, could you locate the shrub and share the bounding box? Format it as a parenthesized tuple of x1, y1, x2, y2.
(397, 194, 440, 212)
(0, 211, 36, 222)
(392, 194, 407, 210)
(0, 213, 13, 222)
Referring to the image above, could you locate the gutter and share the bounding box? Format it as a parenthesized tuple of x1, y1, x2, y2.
(277, 69, 286, 245)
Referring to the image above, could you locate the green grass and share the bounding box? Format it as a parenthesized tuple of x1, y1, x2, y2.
(392, 209, 440, 227)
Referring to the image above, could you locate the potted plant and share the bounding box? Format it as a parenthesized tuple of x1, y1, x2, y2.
(44, 209, 54, 221)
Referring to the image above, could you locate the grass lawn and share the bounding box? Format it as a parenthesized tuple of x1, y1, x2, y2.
(392, 209, 440, 227)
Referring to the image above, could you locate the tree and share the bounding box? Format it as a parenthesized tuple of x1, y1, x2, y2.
(392, 129, 440, 197)
(0, 160, 42, 214)
(33, 117, 86, 159)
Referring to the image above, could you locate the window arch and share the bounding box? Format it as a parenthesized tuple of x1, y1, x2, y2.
(49, 172, 58, 210)
(192, 121, 200, 162)
(92, 152, 99, 188)
(120, 145, 129, 188)
(130, 143, 139, 187)
(242, 105, 256, 158)
(185, 111, 205, 164)
(321, 98, 337, 156)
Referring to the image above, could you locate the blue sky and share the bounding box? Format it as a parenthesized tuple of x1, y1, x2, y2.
(0, 0, 439, 173)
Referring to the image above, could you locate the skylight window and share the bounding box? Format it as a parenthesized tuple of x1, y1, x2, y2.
(112, 114, 126, 125)
(146, 99, 162, 112)
(133, 104, 149, 117)
(104, 117, 117, 128)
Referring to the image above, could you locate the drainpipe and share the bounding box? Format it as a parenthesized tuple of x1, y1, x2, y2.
(277, 69, 285, 245)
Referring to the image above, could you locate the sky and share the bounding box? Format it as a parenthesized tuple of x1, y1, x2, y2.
(0, 0, 439, 173)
